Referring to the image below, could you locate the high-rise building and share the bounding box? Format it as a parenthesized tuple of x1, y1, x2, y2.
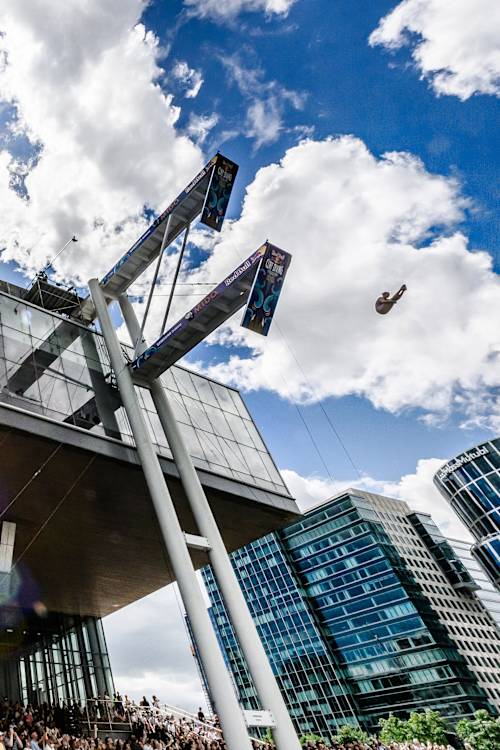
(360, 495, 500, 716)
(434, 438, 500, 591)
(448, 538, 500, 628)
(0, 278, 298, 703)
(201, 490, 500, 738)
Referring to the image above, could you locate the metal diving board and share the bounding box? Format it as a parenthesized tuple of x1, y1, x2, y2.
(99, 153, 238, 301)
(130, 244, 268, 381)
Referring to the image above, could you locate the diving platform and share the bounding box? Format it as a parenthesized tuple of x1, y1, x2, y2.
(131, 244, 267, 381)
(99, 153, 238, 301)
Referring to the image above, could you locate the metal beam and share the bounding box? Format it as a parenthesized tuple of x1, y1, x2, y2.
(100, 156, 218, 300)
(183, 533, 211, 552)
(130, 244, 267, 380)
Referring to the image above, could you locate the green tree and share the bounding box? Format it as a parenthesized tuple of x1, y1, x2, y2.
(379, 714, 411, 744)
(299, 733, 327, 746)
(406, 709, 449, 744)
(380, 710, 449, 745)
(262, 728, 275, 746)
(456, 710, 500, 750)
(332, 724, 369, 744)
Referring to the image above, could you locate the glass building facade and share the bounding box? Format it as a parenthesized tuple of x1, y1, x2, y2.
(201, 491, 499, 738)
(448, 538, 500, 629)
(0, 280, 294, 705)
(203, 533, 358, 738)
(0, 286, 286, 496)
(434, 439, 500, 590)
(0, 609, 113, 704)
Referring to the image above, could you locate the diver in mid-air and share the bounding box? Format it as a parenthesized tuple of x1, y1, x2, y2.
(375, 284, 407, 315)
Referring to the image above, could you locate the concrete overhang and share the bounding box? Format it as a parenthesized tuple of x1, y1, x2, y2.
(0, 403, 300, 619)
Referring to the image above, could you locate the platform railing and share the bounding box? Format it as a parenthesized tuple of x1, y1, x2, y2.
(83, 699, 270, 747)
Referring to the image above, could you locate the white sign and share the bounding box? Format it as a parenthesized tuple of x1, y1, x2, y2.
(437, 445, 489, 481)
(243, 710, 277, 728)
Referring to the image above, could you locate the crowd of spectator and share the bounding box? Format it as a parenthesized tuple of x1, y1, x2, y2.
(0, 696, 463, 750)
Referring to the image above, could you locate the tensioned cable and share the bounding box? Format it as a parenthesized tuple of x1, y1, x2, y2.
(161, 223, 191, 335)
(273, 310, 416, 717)
(148, 293, 210, 298)
(274, 321, 364, 480)
(177, 243, 340, 485)
(137, 216, 172, 352)
(291, 400, 337, 483)
(0, 454, 95, 591)
(0, 443, 63, 522)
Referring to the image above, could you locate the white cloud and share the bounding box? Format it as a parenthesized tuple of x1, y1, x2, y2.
(171, 61, 204, 99)
(282, 457, 472, 540)
(0, 0, 202, 286)
(222, 54, 305, 148)
(186, 112, 219, 145)
(281, 468, 388, 510)
(382, 457, 472, 539)
(370, 0, 500, 100)
(246, 98, 283, 148)
(104, 584, 206, 712)
(183, 0, 296, 21)
(185, 136, 500, 429)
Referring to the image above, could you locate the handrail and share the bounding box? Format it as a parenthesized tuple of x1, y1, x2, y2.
(82, 699, 270, 747)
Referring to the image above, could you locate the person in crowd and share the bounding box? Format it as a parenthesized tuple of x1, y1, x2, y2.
(0, 695, 465, 750)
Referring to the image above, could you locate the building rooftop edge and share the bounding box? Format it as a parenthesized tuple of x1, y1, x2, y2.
(434, 437, 500, 479)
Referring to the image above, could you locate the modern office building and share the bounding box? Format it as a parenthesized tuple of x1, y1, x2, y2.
(363, 495, 500, 717)
(201, 490, 500, 738)
(0, 277, 299, 704)
(448, 538, 500, 628)
(434, 438, 500, 590)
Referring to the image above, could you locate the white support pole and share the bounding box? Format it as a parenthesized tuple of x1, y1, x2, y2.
(118, 293, 301, 750)
(89, 280, 252, 750)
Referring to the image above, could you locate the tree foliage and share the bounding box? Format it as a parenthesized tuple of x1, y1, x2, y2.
(456, 710, 500, 750)
(379, 714, 411, 744)
(407, 710, 448, 744)
(300, 733, 327, 746)
(379, 710, 448, 745)
(331, 724, 370, 744)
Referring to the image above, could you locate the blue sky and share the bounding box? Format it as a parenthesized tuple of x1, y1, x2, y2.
(138, 0, 499, 482)
(157, 0, 498, 256)
(0, 0, 499, 709)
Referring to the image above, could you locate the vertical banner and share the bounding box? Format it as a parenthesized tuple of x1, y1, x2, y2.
(200, 154, 239, 232)
(241, 242, 292, 336)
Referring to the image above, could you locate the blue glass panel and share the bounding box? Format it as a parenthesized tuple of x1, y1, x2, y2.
(476, 478, 500, 508)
